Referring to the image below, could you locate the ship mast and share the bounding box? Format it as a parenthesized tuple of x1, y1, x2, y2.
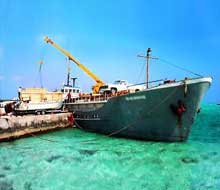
(66, 58, 71, 86)
(138, 48, 157, 88)
(146, 48, 151, 89)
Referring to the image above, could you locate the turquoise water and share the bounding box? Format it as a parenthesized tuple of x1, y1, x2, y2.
(0, 104, 220, 190)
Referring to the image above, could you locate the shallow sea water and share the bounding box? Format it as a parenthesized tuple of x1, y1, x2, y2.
(0, 104, 220, 190)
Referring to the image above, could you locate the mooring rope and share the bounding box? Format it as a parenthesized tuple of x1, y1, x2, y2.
(28, 132, 59, 143)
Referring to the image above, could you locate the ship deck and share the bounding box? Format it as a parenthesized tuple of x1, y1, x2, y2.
(64, 77, 212, 105)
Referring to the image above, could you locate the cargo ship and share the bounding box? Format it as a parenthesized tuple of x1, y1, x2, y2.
(64, 77, 211, 141)
(45, 37, 212, 141)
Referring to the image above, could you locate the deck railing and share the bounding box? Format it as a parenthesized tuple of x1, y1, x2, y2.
(64, 94, 112, 104)
(63, 78, 179, 104)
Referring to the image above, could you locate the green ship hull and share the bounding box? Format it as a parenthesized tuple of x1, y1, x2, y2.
(65, 77, 211, 141)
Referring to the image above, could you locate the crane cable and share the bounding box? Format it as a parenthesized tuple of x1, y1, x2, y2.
(33, 60, 44, 88)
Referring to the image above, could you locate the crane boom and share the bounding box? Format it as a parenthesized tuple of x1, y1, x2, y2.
(44, 36, 105, 94)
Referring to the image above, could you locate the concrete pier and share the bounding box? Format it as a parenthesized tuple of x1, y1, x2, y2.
(0, 112, 74, 142)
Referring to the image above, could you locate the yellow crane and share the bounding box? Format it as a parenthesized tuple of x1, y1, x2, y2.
(44, 36, 105, 94)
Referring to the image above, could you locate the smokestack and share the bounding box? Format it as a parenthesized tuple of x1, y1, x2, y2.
(71, 77, 77, 87)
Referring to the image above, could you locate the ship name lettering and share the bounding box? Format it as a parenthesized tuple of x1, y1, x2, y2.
(125, 95, 146, 101)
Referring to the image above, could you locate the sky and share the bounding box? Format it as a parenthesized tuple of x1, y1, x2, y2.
(0, 0, 219, 103)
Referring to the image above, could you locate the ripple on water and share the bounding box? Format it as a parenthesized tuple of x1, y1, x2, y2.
(46, 155, 63, 163)
(0, 180, 13, 190)
(0, 174, 5, 179)
(23, 182, 32, 190)
(78, 149, 98, 156)
(0, 104, 219, 190)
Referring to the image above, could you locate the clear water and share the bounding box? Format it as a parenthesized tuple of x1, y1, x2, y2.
(0, 104, 220, 190)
